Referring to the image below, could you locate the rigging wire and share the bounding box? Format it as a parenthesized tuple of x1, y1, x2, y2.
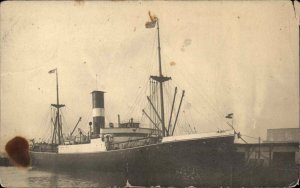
(125, 79, 147, 117)
(185, 71, 227, 118)
(156, 81, 160, 126)
(162, 50, 232, 131)
(124, 32, 157, 120)
(242, 134, 260, 140)
(170, 74, 226, 130)
(60, 108, 68, 132)
(62, 109, 72, 135)
(127, 78, 149, 118)
(166, 46, 229, 116)
(39, 107, 53, 142)
(180, 103, 197, 134)
(63, 105, 87, 132)
(187, 107, 197, 133)
(36, 107, 52, 138)
(149, 80, 155, 129)
(167, 80, 213, 126)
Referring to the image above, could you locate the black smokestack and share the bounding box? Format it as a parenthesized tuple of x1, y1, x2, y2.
(92, 91, 105, 137)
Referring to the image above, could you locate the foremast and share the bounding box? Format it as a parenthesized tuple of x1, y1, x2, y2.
(145, 12, 187, 138)
(146, 12, 171, 137)
(49, 68, 65, 145)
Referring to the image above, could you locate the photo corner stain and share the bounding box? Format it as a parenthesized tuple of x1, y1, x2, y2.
(5, 136, 30, 168)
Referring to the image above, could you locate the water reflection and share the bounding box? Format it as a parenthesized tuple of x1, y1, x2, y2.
(0, 167, 127, 187)
(0, 165, 231, 187)
(34, 168, 128, 187)
(0, 166, 195, 187)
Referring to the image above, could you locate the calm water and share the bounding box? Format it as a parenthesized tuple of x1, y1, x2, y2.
(0, 166, 196, 187)
(0, 167, 131, 187)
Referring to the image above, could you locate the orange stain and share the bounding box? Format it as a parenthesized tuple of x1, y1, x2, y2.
(5, 136, 30, 167)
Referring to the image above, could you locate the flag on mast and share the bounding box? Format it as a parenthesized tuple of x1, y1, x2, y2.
(225, 113, 234, 119)
(145, 11, 158, 28)
(48, 68, 57, 74)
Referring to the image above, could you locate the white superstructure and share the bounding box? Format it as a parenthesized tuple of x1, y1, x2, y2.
(58, 138, 106, 154)
(162, 130, 235, 143)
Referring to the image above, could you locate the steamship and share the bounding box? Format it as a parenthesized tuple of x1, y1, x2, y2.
(30, 13, 236, 186)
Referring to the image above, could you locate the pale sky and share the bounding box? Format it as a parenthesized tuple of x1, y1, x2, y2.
(1, 1, 299, 151)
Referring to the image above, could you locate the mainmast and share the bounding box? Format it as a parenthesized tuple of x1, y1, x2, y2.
(49, 68, 65, 145)
(146, 12, 171, 137)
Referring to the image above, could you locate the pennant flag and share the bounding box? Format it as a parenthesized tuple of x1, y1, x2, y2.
(145, 11, 158, 29)
(145, 21, 157, 28)
(48, 68, 57, 74)
(225, 113, 234, 119)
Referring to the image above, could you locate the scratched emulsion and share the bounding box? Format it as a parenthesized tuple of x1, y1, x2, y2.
(5, 136, 30, 167)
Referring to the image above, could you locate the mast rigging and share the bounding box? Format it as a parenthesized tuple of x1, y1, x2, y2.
(146, 12, 171, 137)
(49, 68, 65, 145)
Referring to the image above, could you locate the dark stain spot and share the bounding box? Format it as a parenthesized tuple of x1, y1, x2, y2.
(133, 27, 136, 32)
(5, 136, 30, 167)
(83, 61, 86, 64)
(170, 61, 176, 66)
(181, 39, 192, 52)
(237, 16, 240, 19)
(184, 39, 192, 46)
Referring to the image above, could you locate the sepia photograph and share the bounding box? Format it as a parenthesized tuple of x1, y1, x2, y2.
(0, 1, 300, 187)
